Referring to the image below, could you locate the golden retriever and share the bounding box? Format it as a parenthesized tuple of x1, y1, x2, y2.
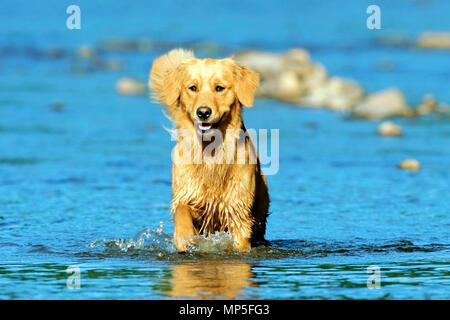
(149, 49, 269, 252)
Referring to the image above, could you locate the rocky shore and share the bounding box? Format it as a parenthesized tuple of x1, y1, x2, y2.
(234, 49, 449, 120)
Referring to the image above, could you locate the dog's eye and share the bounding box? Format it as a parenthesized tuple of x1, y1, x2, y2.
(215, 85, 225, 92)
(189, 85, 197, 92)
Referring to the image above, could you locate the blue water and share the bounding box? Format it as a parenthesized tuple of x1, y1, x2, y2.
(0, 0, 449, 299)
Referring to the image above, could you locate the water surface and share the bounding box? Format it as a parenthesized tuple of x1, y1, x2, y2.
(0, 0, 449, 299)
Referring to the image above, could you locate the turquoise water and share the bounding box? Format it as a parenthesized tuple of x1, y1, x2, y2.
(0, 0, 449, 299)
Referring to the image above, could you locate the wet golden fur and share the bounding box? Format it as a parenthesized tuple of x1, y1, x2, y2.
(149, 48, 269, 252)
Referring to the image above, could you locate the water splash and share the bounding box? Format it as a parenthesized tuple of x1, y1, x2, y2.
(89, 221, 177, 257)
(188, 231, 236, 253)
(88, 223, 239, 258)
(87, 223, 449, 261)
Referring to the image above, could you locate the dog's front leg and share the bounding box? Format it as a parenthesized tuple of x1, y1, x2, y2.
(232, 233, 251, 253)
(173, 204, 196, 252)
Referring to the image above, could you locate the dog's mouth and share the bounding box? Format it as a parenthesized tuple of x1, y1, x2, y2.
(195, 113, 226, 135)
(196, 121, 218, 135)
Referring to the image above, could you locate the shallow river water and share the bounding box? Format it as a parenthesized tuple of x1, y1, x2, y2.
(0, 0, 449, 299)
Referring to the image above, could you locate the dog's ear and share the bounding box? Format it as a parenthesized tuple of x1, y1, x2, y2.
(162, 66, 183, 106)
(149, 49, 194, 107)
(235, 65, 259, 108)
(149, 56, 183, 107)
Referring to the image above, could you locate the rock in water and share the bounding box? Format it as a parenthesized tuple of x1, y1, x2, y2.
(77, 45, 95, 59)
(115, 78, 146, 95)
(378, 121, 403, 136)
(277, 70, 304, 103)
(417, 32, 450, 49)
(50, 102, 65, 112)
(235, 51, 285, 78)
(415, 94, 437, 116)
(398, 159, 421, 171)
(235, 49, 364, 111)
(353, 88, 414, 119)
(227, 49, 444, 118)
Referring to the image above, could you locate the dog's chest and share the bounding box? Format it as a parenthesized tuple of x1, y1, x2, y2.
(172, 163, 255, 218)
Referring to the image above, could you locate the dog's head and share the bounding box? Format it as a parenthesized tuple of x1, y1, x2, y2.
(150, 49, 259, 136)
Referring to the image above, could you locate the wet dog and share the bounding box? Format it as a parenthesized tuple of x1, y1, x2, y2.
(149, 49, 269, 252)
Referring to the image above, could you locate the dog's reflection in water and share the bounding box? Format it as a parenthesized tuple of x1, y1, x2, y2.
(166, 260, 256, 299)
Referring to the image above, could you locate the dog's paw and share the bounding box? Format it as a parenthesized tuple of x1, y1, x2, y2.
(173, 233, 195, 253)
(232, 238, 251, 253)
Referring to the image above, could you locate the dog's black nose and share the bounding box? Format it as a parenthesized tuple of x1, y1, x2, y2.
(196, 107, 212, 120)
